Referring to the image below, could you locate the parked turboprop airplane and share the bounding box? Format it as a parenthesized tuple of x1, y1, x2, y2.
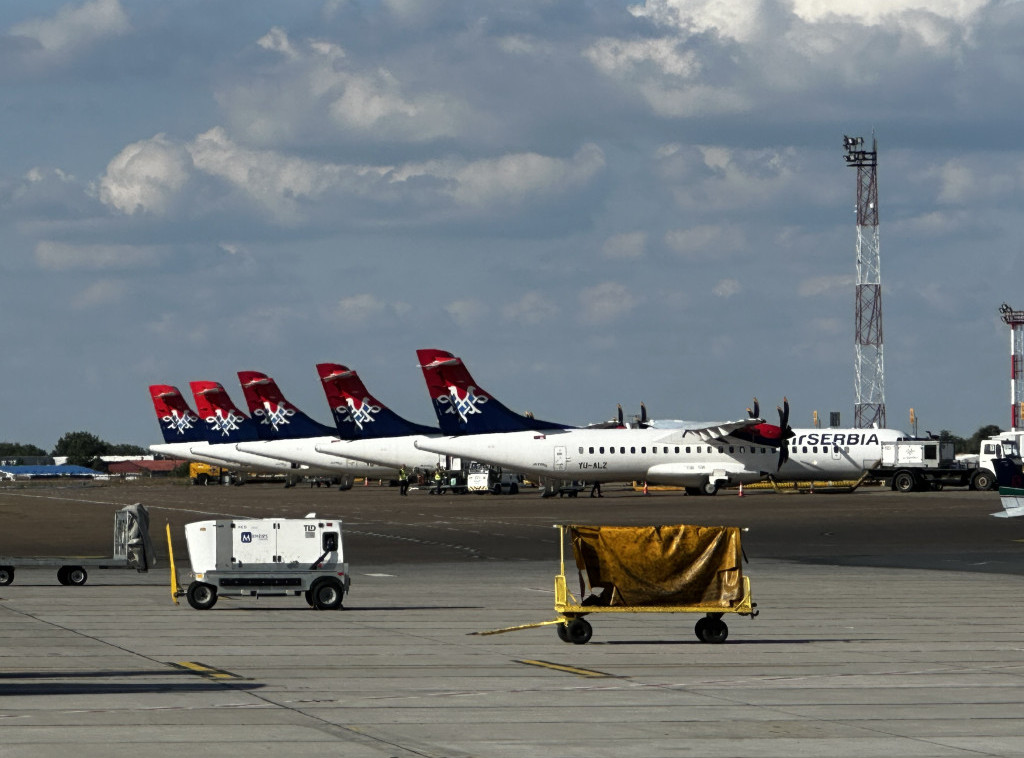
(232, 371, 398, 481)
(413, 349, 782, 495)
(147, 384, 314, 476)
(312, 363, 448, 472)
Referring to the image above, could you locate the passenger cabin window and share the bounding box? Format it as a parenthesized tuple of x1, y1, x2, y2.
(641, 447, 647, 454)
(630, 447, 636, 454)
(599, 447, 605, 454)
(589, 447, 594, 454)
(674, 446, 680, 453)
(620, 447, 626, 454)
(578, 447, 584, 454)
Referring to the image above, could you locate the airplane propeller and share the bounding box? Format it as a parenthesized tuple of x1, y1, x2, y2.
(616, 404, 624, 427)
(776, 397, 794, 470)
(639, 402, 648, 428)
(747, 397, 760, 419)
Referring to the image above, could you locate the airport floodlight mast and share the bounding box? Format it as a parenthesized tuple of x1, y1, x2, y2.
(998, 303, 1024, 430)
(843, 133, 885, 429)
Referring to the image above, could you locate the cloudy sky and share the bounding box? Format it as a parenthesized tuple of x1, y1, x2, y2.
(2, 0, 1023, 450)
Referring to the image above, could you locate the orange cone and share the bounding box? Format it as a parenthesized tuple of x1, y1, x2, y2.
(643, 481, 649, 496)
(738, 483, 745, 497)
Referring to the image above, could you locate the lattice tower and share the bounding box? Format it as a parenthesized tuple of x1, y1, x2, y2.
(843, 135, 885, 429)
(999, 303, 1024, 430)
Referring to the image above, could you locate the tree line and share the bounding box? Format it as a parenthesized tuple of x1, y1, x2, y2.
(0, 431, 148, 469)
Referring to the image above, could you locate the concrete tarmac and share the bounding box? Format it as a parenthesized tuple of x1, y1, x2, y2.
(1, 480, 1023, 757)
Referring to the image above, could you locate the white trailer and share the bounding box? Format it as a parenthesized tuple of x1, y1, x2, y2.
(170, 515, 350, 610)
(0, 504, 155, 586)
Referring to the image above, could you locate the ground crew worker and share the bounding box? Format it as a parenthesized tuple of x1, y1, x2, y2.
(433, 466, 443, 494)
(399, 466, 409, 496)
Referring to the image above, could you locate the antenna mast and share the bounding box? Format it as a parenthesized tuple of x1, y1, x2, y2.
(999, 303, 1024, 430)
(843, 134, 885, 428)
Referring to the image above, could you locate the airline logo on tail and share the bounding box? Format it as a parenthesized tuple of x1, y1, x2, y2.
(339, 397, 382, 430)
(161, 409, 198, 435)
(438, 385, 489, 422)
(205, 408, 245, 436)
(253, 403, 295, 431)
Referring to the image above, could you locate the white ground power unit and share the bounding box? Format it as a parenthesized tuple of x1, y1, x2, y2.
(176, 516, 350, 610)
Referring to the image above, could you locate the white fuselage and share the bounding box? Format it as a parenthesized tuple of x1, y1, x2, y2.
(235, 437, 397, 478)
(778, 428, 906, 479)
(315, 436, 448, 472)
(148, 441, 326, 475)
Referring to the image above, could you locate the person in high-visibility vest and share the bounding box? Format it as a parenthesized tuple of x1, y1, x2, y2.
(433, 467, 443, 494)
(398, 466, 409, 496)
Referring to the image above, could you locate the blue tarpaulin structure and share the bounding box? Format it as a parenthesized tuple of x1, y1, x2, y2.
(0, 464, 103, 479)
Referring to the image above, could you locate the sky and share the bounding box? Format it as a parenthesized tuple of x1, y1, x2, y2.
(2, 0, 1024, 451)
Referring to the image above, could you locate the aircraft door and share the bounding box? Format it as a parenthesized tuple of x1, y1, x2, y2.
(553, 446, 566, 472)
(832, 444, 842, 461)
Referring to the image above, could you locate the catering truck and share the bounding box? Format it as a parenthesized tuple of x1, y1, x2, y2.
(171, 516, 349, 610)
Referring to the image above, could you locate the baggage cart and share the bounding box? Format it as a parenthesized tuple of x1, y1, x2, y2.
(0, 504, 155, 586)
(476, 523, 758, 644)
(167, 515, 350, 610)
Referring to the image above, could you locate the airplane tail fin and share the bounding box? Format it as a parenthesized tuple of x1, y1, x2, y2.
(149, 385, 207, 443)
(317, 363, 438, 439)
(416, 348, 571, 435)
(237, 371, 337, 440)
(189, 380, 260, 443)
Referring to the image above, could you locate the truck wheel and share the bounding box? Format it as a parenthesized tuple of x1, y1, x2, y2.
(186, 581, 218, 610)
(64, 566, 88, 586)
(971, 469, 994, 491)
(338, 475, 354, 491)
(491, 482, 502, 495)
(0, 566, 13, 586)
(310, 578, 344, 610)
(509, 483, 519, 495)
(893, 471, 917, 493)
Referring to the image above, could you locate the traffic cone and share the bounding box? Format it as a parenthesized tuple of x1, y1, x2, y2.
(643, 481, 649, 496)
(737, 483, 745, 497)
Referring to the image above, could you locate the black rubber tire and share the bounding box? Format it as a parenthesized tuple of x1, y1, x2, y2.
(685, 487, 702, 496)
(556, 623, 570, 643)
(694, 616, 708, 642)
(0, 566, 13, 586)
(893, 471, 916, 493)
(491, 483, 502, 495)
(310, 578, 344, 610)
(971, 469, 994, 491)
(186, 581, 218, 610)
(566, 618, 593, 645)
(699, 617, 729, 644)
(703, 481, 719, 496)
(509, 483, 519, 495)
(65, 566, 88, 586)
(304, 590, 315, 607)
(338, 475, 354, 491)
(56, 566, 70, 585)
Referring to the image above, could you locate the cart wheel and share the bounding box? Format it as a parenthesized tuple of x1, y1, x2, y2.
(566, 618, 593, 645)
(0, 566, 13, 586)
(56, 566, 70, 585)
(310, 578, 344, 610)
(694, 617, 708, 642)
(556, 623, 571, 643)
(186, 581, 218, 610)
(64, 566, 88, 586)
(699, 617, 728, 644)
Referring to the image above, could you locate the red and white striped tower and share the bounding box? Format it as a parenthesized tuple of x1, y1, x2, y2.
(999, 303, 1024, 430)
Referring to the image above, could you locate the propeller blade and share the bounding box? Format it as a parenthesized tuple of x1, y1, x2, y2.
(616, 403, 623, 427)
(776, 397, 792, 469)
(640, 402, 648, 427)
(748, 397, 760, 419)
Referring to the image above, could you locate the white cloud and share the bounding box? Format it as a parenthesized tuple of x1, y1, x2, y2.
(335, 294, 388, 325)
(664, 225, 746, 259)
(10, 0, 130, 59)
(35, 241, 158, 270)
(97, 134, 191, 215)
(712, 278, 741, 297)
(602, 232, 646, 260)
(71, 279, 124, 309)
(502, 292, 559, 325)
(445, 299, 488, 329)
(579, 282, 637, 324)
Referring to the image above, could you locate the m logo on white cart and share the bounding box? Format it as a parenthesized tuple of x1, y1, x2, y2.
(240, 532, 253, 543)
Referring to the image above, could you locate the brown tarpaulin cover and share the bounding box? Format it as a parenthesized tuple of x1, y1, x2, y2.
(569, 524, 744, 608)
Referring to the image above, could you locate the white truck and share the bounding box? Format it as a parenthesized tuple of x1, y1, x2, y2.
(173, 516, 350, 610)
(869, 434, 1014, 492)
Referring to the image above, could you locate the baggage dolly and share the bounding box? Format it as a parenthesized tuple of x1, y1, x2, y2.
(475, 524, 758, 644)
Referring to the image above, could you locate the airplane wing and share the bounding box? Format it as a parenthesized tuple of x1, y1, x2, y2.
(652, 417, 767, 443)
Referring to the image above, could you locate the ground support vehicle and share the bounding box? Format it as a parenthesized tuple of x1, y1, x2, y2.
(867, 438, 991, 492)
(473, 523, 758, 644)
(168, 516, 350, 610)
(466, 464, 522, 495)
(0, 504, 155, 586)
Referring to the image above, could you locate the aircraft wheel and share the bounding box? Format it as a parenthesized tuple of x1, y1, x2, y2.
(0, 566, 14, 586)
(685, 487, 701, 496)
(186, 581, 218, 610)
(699, 617, 729, 644)
(310, 578, 344, 610)
(566, 618, 593, 645)
(65, 566, 88, 586)
(703, 481, 719, 496)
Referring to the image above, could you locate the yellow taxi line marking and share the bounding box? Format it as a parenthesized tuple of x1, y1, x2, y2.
(171, 661, 242, 680)
(518, 659, 611, 678)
